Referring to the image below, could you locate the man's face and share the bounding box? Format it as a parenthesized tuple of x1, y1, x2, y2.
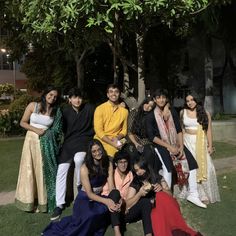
(69, 95, 83, 109)
(107, 88, 120, 103)
(153, 95, 167, 109)
(116, 158, 128, 173)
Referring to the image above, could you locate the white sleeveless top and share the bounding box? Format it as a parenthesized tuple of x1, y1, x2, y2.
(30, 103, 54, 129)
(183, 109, 198, 130)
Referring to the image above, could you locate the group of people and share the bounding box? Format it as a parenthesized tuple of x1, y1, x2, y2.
(14, 84, 220, 235)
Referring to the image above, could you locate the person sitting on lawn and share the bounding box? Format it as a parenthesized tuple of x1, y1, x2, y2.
(42, 139, 121, 236)
(111, 156, 203, 236)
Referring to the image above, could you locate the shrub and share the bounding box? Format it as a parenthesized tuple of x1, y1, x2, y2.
(9, 94, 34, 114)
(0, 83, 14, 96)
(0, 111, 24, 136)
(0, 94, 34, 136)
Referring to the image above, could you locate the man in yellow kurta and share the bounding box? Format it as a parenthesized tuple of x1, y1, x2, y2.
(94, 84, 128, 157)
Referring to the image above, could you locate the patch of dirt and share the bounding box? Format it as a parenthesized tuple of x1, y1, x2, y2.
(0, 191, 15, 205)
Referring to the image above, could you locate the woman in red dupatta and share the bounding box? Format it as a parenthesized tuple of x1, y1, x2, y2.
(132, 157, 203, 236)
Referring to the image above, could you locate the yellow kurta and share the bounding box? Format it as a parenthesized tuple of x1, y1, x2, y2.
(94, 101, 128, 157)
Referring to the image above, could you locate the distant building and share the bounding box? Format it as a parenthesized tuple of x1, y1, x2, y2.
(0, 28, 27, 90)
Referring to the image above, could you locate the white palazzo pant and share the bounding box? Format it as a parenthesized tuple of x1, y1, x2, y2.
(183, 133, 220, 203)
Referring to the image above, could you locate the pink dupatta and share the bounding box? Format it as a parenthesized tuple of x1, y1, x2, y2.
(154, 106, 189, 186)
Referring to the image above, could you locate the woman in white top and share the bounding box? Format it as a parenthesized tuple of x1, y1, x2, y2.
(180, 92, 220, 204)
(15, 86, 62, 213)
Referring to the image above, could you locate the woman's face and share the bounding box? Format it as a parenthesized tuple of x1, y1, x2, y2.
(91, 144, 103, 161)
(153, 95, 167, 109)
(45, 90, 58, 105)
(133, 164, 146, 177)
(143, 101, 154, 112)
(186, 95, 197, 110)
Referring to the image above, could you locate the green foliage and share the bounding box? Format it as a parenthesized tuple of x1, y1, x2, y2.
(213, 112, 225, 120)
(8, 93, 33, 114)
(0, 94, 33, 136)
(18, 0, 210, 38)
(3, 0, 232, 96)
(0, 111, 23, 136)
(20, 47, 77, 92)
(212, 113, 236, 120)
(0, 84, 14, 96)
(0, 100, 11, 110)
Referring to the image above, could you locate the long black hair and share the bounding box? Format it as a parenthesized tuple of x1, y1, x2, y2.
(132, 157, 161, 185)
(184, 92, 208, 131)
(40, 85, 60, 117)
(85, 139, 110, 178)
(131, 97, 154, 138)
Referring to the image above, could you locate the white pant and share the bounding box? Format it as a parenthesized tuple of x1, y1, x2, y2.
(55, 152, 86, 207)
(155, 148, 199, 197)
(155, 148, 172, 188)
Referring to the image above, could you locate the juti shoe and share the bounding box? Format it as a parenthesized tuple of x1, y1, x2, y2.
(187, 195, 207, 208)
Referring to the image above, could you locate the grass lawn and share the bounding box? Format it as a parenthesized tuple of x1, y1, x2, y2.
(0, 139, 235, 235)
(0, 139, 24, 191)
(212, 141, 236, 159)
(0, 139, 236, 192)
(0, 171, 235, 236)
(181, 170, 236, 236)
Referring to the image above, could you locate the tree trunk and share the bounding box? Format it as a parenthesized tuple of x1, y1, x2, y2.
(204, 37, 214, 116)
(218, 50, 228, 113)
(113, 52, 118, 84)
(113, 11, 119, 84)
(74, 49, 87, 90)
(122, 63, 130, 96)
(136, 31, 145, 104)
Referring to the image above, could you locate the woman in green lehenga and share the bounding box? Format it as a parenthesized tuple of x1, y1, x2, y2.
(15, 86, 63, 213)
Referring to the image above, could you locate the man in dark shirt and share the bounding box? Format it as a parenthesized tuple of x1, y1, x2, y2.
(145, 88, 206, 208)
(51, 88, 95, 220)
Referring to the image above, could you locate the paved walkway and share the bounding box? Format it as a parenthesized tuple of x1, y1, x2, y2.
(0, 156, 236, 206)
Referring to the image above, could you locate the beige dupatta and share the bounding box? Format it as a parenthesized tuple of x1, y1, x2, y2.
(196, 125, 207, 182)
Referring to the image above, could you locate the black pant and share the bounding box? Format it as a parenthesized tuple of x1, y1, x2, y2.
(111, 197, 153, 235)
